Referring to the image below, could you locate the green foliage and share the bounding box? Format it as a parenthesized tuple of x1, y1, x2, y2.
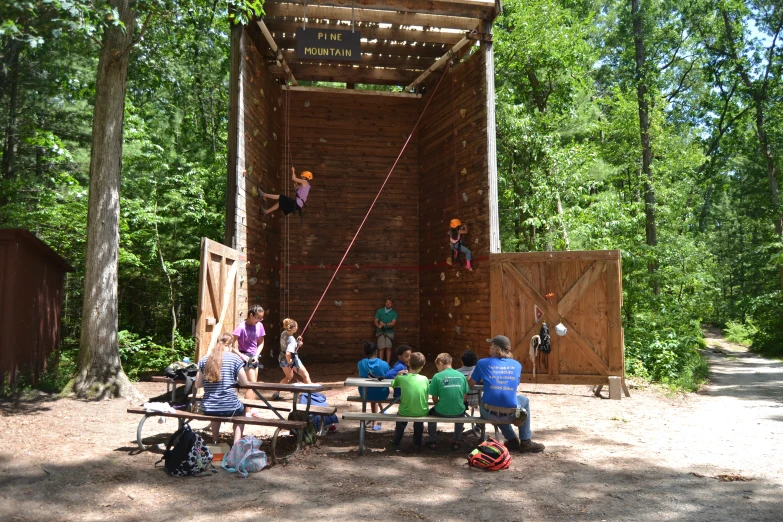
(723, 320, 756, 347)
(119, 330, 194, 380)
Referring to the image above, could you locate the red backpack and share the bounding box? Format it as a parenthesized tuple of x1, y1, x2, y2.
(467, 438, 511, 471)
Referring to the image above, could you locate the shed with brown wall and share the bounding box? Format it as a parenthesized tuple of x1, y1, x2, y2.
(0, 229, 74, 385)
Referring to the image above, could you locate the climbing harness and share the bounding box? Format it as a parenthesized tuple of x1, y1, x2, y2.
(299, 69, 450, 337)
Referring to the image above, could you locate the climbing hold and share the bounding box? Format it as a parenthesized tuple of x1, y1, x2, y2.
(446, 256, 453, 266)
(319, 263, 325, 269)
(304, 100, 310, 107)
(461, 168, 467, 176)
(354, 264, 360, 269)
(475, 239, 478, 244)
(334, 300, 343, 307)
(460, 109, 466, 119)
(253, 98, 259, 106)
(387, 142, 392, 147)
(427, 300, 431, 306)
(255, 264, 261, 273)
(462, 193, 468, 202)
(448, 313, 453, 319)
(478, 189, 483, 195)
(273, 132, 277, 140)
(253, 128, 259, 137)
(320, 138, 327, 143)
(456, 271, 461, 278)
(354, 289, 359, 293)
(263, 141, 267, 147)
(440, 272, 445, 281)
(462, 140, 467, 149)
(249, 277, 257, 285)
(251, 186, 258, 197)
(247, 165, 253, 175)
(454, 297, 461, 306)
(260, 88, 264, 98)
(455, 326, 461, 335)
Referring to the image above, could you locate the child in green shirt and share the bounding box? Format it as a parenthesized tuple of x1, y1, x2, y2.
(391, 352, 429, 449)
(426, 353, 470, 451)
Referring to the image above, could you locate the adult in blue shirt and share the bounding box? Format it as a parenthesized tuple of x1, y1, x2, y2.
(469, 335, 545, 453)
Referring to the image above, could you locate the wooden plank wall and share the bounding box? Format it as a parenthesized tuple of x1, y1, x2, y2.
(283, 90, 421, 362)
(235, 24, 284, 362)
(418, 48, 493, 361)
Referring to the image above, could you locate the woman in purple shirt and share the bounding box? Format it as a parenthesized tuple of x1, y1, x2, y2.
(261, 167, 312, 217)
(232, 304, 265, 400)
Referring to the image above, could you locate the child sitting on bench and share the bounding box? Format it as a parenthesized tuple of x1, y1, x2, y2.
(425, 353, 470, 451)
(391, 352, 429, 449)
(357, 341, 391, 432)
(384, 344, 412, 399)
(195, 332, 250, 444)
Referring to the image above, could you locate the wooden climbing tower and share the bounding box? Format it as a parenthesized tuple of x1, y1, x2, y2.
(225, 0, 502, 363)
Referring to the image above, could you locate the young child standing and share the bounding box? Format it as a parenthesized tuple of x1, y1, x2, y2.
(457, 349, 481, 410)
(232, 304, 265, 400)
(391, 352, 429, 449)
(261, 167, 312, 217)
(384, 344, 412, 398)
(275, 318, 312, 399)
(426, 353, 470, 451)
(195, 333, 249, 444)
(357, 341, 391, 431)
(448, 219, 473, 271)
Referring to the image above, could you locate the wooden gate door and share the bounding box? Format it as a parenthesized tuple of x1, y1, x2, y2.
(489, 251, 628, 399)
(195, 238, 241, 362)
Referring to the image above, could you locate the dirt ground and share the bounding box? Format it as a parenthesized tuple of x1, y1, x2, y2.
(2, 330, 782, 521)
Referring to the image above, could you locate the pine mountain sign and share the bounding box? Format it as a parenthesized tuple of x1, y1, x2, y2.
(296, 27, 361, 62)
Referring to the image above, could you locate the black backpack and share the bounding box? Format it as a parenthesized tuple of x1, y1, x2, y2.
(539, 323, 551, 354)
(156, 424, 214, 476)
(164, 361, 198, 379)
(287, 411, 318, 446)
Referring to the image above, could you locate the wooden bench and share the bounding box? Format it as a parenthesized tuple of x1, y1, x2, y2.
(342, 412, 515, 455)
(346, 395, 434, 405)
(240, 399, 337, 436)
(128, 407, 306, 465)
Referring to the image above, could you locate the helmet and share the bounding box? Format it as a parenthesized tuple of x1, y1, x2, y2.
(300, 171, 313, 180)
(449, 219, 462, 229)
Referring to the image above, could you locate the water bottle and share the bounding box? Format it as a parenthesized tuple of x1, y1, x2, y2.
(183, 357, 191, 363)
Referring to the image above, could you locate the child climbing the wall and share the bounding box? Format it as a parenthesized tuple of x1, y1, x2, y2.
(261, 167, 312, 217)
(449, 219, 473, 271)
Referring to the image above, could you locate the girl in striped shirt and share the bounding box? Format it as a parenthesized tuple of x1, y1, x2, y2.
(196, 333, 250, 443)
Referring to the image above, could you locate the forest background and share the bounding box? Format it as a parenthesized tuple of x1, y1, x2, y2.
(1, 0, 781, 393)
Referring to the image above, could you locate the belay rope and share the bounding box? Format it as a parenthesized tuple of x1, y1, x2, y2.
(299, 69, 450, 337)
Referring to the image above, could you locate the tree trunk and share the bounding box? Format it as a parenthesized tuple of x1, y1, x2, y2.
(69, 0, 142, 400)
(631, 0, 659, 292)
(2, 40, 21, 179)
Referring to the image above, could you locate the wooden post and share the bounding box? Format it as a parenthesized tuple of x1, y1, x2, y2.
(225, 23, 241, 247)
(404, 37, 471, 92)
(482, 19, 500, 253)
(256, 20, 298, 86)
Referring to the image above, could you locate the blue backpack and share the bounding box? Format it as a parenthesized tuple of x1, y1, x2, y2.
(298, 392, 338, 430)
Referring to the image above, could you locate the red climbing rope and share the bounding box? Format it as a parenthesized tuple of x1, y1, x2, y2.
(300, 71, 449, 337)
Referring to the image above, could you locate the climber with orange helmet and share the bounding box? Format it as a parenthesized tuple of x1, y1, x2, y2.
(449, 219, 473, 271)
(261, 167, 313, 217)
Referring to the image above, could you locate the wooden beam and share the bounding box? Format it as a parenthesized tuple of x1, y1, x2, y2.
(262, 0, 498, 20)
(274, 37, 450, 58)
(405, 36, 470, 91)
(264, 19, 465, 45)
(281, 49, 433, 69)
(288, 85, 421, 97)
(256, 20, 298, 86)
(264, 3, 481, 30)
(489, 250, 622, 264)
(483, 19, 500, 253)
(271, 63, 420, 85)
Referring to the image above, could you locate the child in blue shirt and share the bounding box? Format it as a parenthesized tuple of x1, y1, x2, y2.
(357, 341, 391, 431)
(384, 344, 412, 398)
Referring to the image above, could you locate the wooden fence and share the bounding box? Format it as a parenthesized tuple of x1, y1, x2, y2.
(489, 251, 628, 399)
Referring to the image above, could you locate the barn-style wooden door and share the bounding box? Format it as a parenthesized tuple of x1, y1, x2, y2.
(489, 251, 628, 399)
(195, 238, 241, 362)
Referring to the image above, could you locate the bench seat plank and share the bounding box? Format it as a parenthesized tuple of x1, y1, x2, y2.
(342, 412, 513, 424)
(241, 399, 336, 416)
(127, 407, 305, 429)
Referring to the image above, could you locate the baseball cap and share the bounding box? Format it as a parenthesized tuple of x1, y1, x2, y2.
(486, 335, 511, 350)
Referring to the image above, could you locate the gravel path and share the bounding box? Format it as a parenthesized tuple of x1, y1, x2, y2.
(1, 331, 781, 521)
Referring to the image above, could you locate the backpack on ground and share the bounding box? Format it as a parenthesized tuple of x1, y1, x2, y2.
(298, 392, 339, 430)
(287, 410, 318, 446)
(467, 437, 511, 471)
(222, 436, 267, 478)
(156, 424, 214, 476)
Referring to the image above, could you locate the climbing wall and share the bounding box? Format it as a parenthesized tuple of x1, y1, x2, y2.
(228, 23, 284, 358)
(417, 48, 493, 360)
(280, 89, 422, 362)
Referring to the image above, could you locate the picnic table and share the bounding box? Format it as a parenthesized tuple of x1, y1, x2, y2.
(343, 377, 489, 454)
(238, 382, 334, 421)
